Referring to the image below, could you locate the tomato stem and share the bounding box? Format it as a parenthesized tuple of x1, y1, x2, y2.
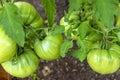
(0, 0, 4, 7)
(102, 31, 109, 49)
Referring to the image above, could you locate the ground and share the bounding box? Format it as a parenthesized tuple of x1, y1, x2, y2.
(7, 0, 120, 80)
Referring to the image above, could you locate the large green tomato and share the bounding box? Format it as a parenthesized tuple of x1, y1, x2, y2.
(1, 49, 39, 78)
(14, 1, 43, 28)
(34, 34, 63, 60)
(87, 49, 120, 74)
(0, 28, 17, 63)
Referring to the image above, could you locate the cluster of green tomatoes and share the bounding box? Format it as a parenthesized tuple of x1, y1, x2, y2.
(0, 1, 120, 79)
(0, 1, 63, 78)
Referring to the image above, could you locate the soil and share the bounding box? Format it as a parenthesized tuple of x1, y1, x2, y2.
(6, 0, 120, 80)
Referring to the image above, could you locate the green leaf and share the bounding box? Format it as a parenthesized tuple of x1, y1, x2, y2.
(71, 39, 89, 62)
(70, 49, 82, 61)
(78, 21, 90, 39)
(31, 73, 37, 80)
(0, 3, 25, 47)
(116, 32, 120, 41)
(60, 40, 73, 57)
(42, 0, 56, 27)
(51, 25, 65, 35)
(68, 0, 83, 12)
(66, 28, 73, 38)
(92, 0, 119, 29)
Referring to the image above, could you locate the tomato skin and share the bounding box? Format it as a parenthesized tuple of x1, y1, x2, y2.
(87, 49, 120, 74)
(14, 1, 43, 28)
(85, 31, 102, 42)
(1, 49, 39, 78)
(116, 4, 120, 26)
(110, 44, 120, 56)
(0, 28, 17, 63)
(34, 34, 63, 60)
(116, 16, 120, 26)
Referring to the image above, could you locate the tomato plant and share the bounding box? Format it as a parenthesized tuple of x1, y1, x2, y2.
(0, 0, 120, 78)
(1, 49, 39, 78)
(0, 27, 17, 63)
(34, 34, 63, 60)
(87, 49, 120, 74)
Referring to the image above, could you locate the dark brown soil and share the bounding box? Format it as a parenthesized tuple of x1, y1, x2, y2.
(10, 0, 120, 80)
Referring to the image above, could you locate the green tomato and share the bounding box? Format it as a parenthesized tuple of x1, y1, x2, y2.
(116, 4, 120, 26)
(116, 16, 120, 26)
(34, 34, 63, 60)
(1, 49, 39, 78)
(85, 31, 102, 42)
(0, 28, 17, 63)
(14, 1, 43, 28)
(109, 44, 120, 56)
(87, 49, 120, 74)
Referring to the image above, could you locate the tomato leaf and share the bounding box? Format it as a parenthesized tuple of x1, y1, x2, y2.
(116, 32, 120, 41)
(68, 0, 83, 12)
(0, 3, 25, 47)
(66, 28, 73, 38)
(92, 0, 119, 29)
(51, 25, 65, 35)
(78, 21, 90, 39)
(42, 0, 56, 27)
(60, 40, 73, 57)
(70, 49, 82, 60)
(71, 39, 89, 62)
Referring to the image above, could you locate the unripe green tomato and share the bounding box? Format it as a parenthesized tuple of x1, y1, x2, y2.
(116, 16, 120, 26)
(116, 4, 120, 26)
(14, 1, 43, 28)
(34, 34, 63, 60)
(87, 49, 120, 74)
(109, 44, 120, 56)
(85, 31, 102, 42)
(2, 49, 39, 78)
(86, 40, 93, 48)
(0, 28, 17, 63)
